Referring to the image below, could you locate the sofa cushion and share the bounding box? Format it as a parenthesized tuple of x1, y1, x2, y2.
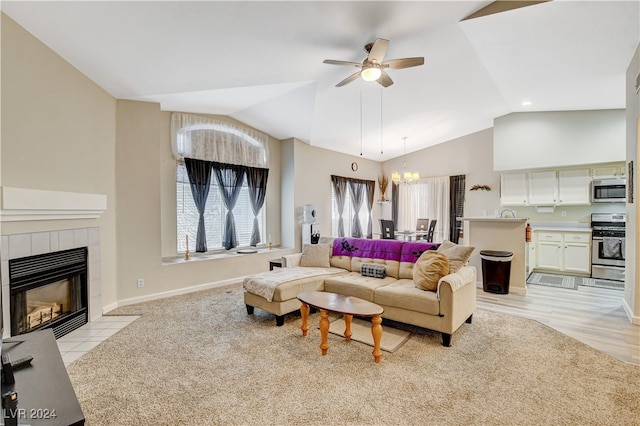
(437, 240, 475, 273)
(398, 241, 440, 279)
(413, 251, 450, 291)
(332, 237, 403, 277)
(374, 279, 440, 316)
(360, 263, 387, 279)
(324, 272, 396, 302)
(300, 244, 331, 267)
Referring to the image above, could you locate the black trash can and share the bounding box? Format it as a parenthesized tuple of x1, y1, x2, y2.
(480, 250, 514, 294)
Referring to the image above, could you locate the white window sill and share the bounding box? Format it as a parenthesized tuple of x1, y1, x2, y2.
(162, 246, 290, 265)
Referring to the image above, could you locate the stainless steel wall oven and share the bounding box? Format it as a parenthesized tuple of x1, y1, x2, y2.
(591, 213, 625, 282)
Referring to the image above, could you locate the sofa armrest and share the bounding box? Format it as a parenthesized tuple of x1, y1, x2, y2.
(282, 253, 302, 267)
(437, 266, 476, 297)
(436, 266, 477, 333)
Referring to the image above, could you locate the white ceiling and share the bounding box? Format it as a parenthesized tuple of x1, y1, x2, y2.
(2, 1, 638, 161)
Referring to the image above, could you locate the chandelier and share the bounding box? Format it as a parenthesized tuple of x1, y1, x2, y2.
(391, 137, 420, 184)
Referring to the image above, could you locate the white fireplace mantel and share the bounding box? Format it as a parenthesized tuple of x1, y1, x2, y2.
(0, 187, 107, 222)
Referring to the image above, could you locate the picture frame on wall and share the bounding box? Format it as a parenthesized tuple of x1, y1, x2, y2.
(628, 160, 634, 204)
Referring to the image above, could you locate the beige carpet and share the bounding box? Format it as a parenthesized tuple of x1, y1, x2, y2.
(328, 317, 411, 352)
(67, 283, 640, 425)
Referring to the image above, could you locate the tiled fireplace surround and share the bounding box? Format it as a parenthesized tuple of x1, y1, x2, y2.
(1, 227, 102, 338)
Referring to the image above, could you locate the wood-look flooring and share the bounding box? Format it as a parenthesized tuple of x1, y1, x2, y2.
(476, 283, 640, 366)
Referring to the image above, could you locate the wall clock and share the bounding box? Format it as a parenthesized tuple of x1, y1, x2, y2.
(351, 162, 358, 172)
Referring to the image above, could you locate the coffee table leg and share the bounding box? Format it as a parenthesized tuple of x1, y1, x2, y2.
(319, 309, 330, 355)
(300, 303, 310, 336)
(343, 314, 353, 342)
(371, 315, 383, 363)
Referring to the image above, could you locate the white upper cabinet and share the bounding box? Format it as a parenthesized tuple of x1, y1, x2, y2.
(500, 172, 528, 206)
(528, 171, 557, 205)
(558, 169, 591, 205)
(501, 168, 595, 206)
(592, 165, 625, 179)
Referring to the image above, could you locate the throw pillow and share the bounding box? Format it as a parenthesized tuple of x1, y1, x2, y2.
(299, 244, 331, 268)
(361, 263, 387, 279)
(437, 240, 475, 273)
(413, 251, 450, 291)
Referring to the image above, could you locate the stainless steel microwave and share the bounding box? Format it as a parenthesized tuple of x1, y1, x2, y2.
(591, 178, 626, 203)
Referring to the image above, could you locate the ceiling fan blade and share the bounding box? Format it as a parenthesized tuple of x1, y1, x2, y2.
(367, 38, 390, 63)
(382, 57, 425, 70)
(461, 1, 550, 21)
(323, 59, 363, 68)
(336, 71, 361, 87)
(377, 71, 393, 88)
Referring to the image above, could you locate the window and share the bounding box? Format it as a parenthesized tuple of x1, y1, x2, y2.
(330, 185, 370, 238)
(176, 164, 265, 252)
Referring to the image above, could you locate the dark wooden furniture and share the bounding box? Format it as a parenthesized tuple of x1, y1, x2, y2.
(268, 258, 282, 271)
(426, 219, 437, 242)
(379, 219, 395, 239)
(2, 329, 85, 425)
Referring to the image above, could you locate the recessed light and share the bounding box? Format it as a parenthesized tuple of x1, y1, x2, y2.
(521, 100, 532, 106)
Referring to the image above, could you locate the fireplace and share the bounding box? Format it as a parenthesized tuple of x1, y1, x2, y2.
(9, 247, 88, 338)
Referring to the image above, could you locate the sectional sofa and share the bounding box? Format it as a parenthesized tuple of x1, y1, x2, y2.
(243, 237, 477, 346)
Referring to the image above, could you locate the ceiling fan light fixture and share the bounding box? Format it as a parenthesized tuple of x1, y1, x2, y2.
(361, 65, 382, 82)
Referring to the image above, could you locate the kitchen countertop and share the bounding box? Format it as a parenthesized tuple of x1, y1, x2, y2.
(532, 226, 592, 233)
(458, 216, 528, 222)
(529, 221, 591, 233)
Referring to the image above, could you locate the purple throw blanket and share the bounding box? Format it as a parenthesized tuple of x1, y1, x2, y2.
(332, 238, 439, 263)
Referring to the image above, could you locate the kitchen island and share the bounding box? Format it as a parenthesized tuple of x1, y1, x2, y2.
(459, 217, 528, 295)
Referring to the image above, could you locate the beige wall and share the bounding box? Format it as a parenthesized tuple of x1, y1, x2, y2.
(382, 128, 501, 223)
(281, 138, 384, 250)
(1, 13, 118, 307)
(114, 101, 289, 304)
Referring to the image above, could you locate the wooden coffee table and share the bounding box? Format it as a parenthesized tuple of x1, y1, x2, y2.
(297, 291, 384, 363)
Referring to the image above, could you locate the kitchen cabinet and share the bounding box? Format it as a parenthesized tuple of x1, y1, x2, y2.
(536, 233, 563, 271)
(534, 231, 591, 275)
(526, 242, 536, 276)
(500, 172, 528, 206)
(592, 164, 625, 179)
(528, 171, 557, 205)
(557, 169, 591, 205)
(502, 169, 592, 206)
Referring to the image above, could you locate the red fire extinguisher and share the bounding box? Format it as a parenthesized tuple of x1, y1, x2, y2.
(525, 223, 532, 242)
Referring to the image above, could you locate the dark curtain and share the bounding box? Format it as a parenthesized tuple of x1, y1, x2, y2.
(246, 167, 269, 246)
(365, 180, 375, 239)
(185, 157, 213, 252)
(348, 180, 365, 237)
(391, 182, 399, 230)
(213, 162, 246, 250)
(331, 175, 348, 237)
(449, 174, 466, 244)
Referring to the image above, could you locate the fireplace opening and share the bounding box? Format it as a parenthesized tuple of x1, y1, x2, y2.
(10, 247, 88, 339)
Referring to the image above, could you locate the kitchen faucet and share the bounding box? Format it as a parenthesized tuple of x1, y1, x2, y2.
(500, 208, 516, 218)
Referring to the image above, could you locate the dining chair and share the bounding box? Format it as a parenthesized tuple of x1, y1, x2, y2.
(426, 219, 437, 242)
(379, 219, 395, 239)
(415, 218, 429, 240)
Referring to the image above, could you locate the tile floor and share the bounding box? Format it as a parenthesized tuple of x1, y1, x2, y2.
(57, 315, 139, 367)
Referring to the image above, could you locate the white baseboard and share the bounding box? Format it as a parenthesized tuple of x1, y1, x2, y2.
(622, 297, 640, 325)
(102, 276, 246, 315)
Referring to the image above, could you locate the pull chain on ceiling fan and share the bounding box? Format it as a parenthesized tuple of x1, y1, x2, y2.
(323, 38, 424, 88)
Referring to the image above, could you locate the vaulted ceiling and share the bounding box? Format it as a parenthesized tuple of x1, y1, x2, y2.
(2, 1, 638, 161)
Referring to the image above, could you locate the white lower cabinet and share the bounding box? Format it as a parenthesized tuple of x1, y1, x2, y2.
(534, 231, 591, 275)
(563, 242, 591, 273)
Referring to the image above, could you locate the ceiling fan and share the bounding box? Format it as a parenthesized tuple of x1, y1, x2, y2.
(323, 38, 424, 88)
